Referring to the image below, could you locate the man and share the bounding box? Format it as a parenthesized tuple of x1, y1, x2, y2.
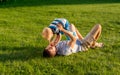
(43, 24, 103, 57)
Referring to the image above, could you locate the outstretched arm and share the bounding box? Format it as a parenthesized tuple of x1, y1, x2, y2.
(57, 24, 76, 49)
(50, 34, 61, 46)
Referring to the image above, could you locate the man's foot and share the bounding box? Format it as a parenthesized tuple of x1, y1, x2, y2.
(90, 43, 104, 49)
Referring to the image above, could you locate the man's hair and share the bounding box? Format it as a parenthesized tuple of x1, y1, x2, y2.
(43, 49, 51, 57)
(43, 49, 56, 57)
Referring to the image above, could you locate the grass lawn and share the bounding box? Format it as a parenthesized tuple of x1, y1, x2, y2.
(0, 0, 120, 75)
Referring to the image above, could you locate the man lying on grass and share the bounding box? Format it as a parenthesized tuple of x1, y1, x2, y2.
(43, 24, 103, 57)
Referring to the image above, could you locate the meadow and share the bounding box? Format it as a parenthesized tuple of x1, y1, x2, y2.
(0, 0, 120, 75)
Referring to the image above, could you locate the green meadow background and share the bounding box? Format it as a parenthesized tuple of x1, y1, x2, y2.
(0, 0, 120, 75)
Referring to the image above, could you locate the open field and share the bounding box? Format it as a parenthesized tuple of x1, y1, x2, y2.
(0, 0, 120, 75)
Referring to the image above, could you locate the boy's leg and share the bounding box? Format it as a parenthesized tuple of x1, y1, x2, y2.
(69, 24, 78, 39)
(70, 24, 84, 40)
(81, 24, 102, 49)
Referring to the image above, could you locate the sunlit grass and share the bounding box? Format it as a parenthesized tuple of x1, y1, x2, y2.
(0, 1, 120, 74)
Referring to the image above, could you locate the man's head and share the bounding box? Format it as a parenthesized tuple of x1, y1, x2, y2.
(43, 45, 57, 57)
(42, 27, 53, 42)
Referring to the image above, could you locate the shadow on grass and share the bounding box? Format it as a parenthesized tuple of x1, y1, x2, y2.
(0, 46, 45, 62)
(0, 0, 120, 8)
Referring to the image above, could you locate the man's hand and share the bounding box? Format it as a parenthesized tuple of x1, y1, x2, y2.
(57, 24, 64, 31)
(50, 42, 55, 46)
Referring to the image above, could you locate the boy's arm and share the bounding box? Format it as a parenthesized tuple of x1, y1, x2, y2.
(57, 24, 76, 48)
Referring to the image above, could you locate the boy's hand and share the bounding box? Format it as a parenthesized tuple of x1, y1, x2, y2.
(57, 24, 64, 31)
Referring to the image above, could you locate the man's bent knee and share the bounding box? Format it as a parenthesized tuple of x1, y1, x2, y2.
(95, 24, 102, 30)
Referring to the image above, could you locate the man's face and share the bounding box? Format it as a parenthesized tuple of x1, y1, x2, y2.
(46, 45, 56, 55)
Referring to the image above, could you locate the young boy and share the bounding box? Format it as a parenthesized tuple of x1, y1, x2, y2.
(42, 18, 83, 43)
(43, 24, 103, 57)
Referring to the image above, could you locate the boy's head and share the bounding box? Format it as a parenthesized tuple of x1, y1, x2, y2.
(43, 45, 57, 57)
(42, 27, 53, 42)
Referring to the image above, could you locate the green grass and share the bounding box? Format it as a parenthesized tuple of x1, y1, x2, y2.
(0, 0, 120, 75)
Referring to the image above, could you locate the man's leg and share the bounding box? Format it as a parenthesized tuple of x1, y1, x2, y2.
(92, 42, 103, 48)
(81, 24, 102, 49)
(86, 24, 103, 48)
(70, 24, 103, 49)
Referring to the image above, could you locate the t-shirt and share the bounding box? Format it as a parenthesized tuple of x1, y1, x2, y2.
(56, 39, 83, 55)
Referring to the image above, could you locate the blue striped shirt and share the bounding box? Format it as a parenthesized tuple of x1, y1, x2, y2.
(49, 18, 70, 34)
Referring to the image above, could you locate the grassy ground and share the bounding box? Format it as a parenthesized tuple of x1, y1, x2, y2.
(0, 0, 120, 75)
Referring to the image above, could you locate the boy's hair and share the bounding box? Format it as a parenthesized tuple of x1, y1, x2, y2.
(43, 49, 56, 57)
(42, 27, 50, 37)
(42, 27, 53, 41)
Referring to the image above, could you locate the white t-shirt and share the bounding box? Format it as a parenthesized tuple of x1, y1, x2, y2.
(56, 39, 83, 55)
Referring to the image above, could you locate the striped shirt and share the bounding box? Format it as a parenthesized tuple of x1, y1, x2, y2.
(49, 18, 70, 34)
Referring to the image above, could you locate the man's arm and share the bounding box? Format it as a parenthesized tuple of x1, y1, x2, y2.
(57, 24, 76, 49)
(50, 34, 61, 46)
